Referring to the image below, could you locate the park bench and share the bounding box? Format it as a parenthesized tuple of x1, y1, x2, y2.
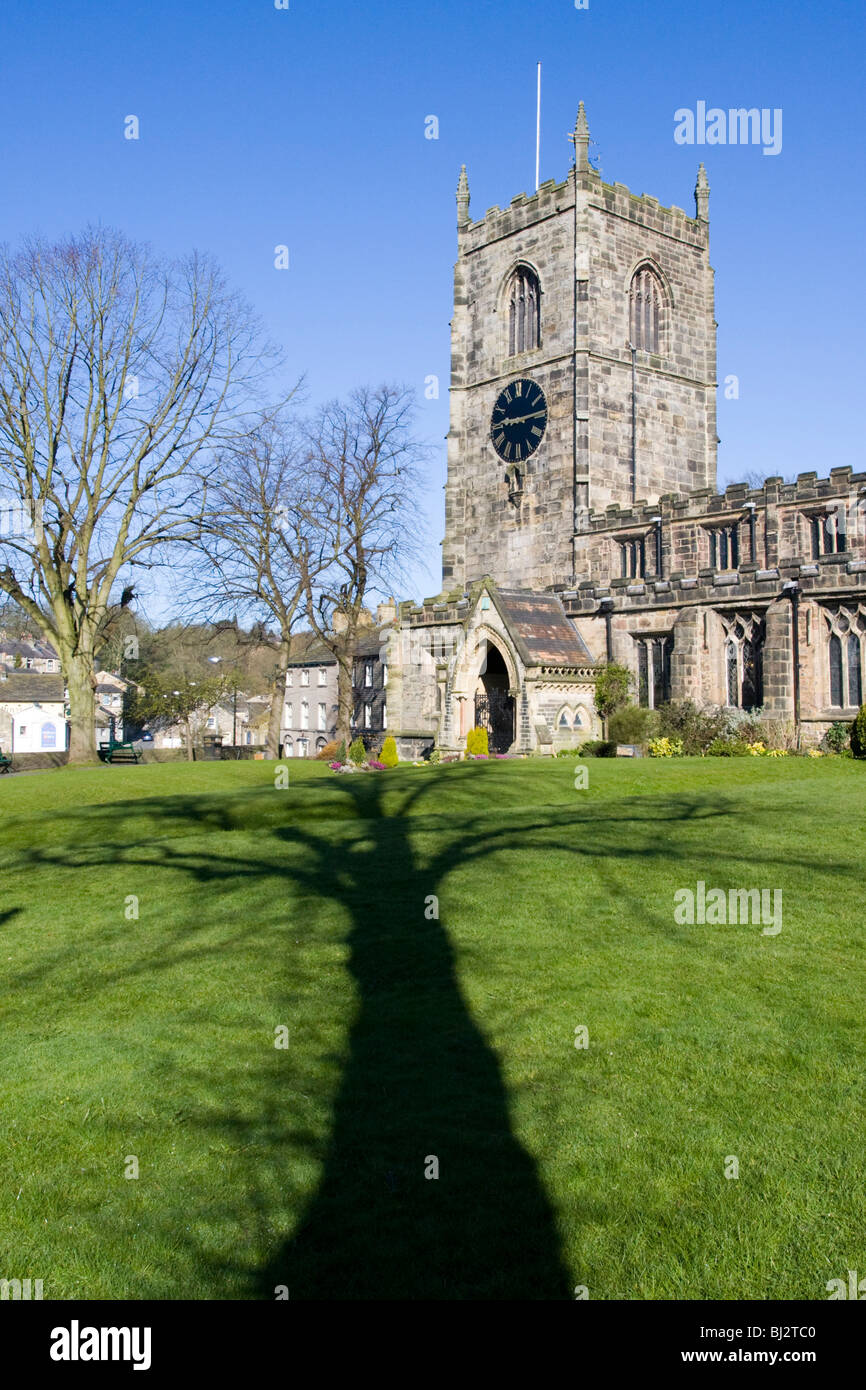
(0, 746, 12, 774)
(98, 741, 141, 764)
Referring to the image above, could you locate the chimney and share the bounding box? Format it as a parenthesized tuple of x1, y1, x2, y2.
(376, 598, 397, 625)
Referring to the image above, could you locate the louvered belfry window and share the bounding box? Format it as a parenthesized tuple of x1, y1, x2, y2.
(630, 266, 662, 352)
(508, 267, 540, 355)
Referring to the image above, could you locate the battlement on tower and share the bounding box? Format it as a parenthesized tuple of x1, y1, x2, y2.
(460, 168, 706, 254)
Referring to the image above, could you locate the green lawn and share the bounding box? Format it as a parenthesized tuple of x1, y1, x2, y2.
(1, 756, 863, 1300)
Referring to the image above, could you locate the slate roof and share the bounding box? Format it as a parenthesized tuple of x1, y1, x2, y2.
(491, 589, 594, 666)
(0, 673, 65, 703)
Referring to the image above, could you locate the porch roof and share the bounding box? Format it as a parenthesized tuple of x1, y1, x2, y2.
(492, 589, 594, 666)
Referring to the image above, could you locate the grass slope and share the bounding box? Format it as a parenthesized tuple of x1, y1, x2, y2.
(1, 757, 863, 1300)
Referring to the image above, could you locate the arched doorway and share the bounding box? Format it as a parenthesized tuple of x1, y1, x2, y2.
(473, 642, 515, 753)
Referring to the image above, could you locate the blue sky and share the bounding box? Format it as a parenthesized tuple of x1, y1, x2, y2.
(0, 0, 863, 611)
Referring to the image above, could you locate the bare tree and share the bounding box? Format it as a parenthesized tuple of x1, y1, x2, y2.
(301, 385, 427, 744)
(0, 226, 275, 762)
(187, 404, 323, 758)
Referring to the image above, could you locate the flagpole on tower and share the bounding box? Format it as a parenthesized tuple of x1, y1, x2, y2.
(535, 62, 541, 191)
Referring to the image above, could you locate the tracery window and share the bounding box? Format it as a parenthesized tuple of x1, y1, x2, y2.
(824, 606, 865, 709)
(722, 614, 765, 710)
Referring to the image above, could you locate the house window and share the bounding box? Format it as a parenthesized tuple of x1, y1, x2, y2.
(41, 722, 56, 749)
(558, 711, 570, 729)
(635, 636, 673, 708)
(364, 661, 373, 687)
(809, 509, 847, 559)
(206, 716, 216, 729)
(825, 606, 865, 708)
(318, 668, 327, 686)
(286, 672, 293, 687)
(285, 702, 293, 726)
(284, 738, 294, 757)
(382, 663, 388, 687)
(629, 265, 663, 353)
(364, 704, 371, 729)
(507, 266, 541, 355)
(297, 738, 308, 758)
(300, 700, 309, 729)
(619, 538, 645, 580)
(723, 615, 765, 710)
(382, 702, 387, 729)
(316, 736, 326, 753)
(300, 669, 310, 687)
(18, 725, 26, 736)
(708, 524, 739, 570)
(318, 703, 327, 730)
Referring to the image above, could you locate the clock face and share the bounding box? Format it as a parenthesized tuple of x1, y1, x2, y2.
(490, 378, 547, 462)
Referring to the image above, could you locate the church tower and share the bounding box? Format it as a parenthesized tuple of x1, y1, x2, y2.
(442, 105, 717, 592)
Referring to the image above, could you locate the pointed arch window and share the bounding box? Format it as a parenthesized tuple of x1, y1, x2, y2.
(722, 614, 765, 710)
(629, 265, 663, 353)
(508, 267, 541, 355)
(824, 606, 865, 708)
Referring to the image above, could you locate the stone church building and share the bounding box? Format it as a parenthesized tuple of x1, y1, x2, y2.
(383, 104, 865, 757)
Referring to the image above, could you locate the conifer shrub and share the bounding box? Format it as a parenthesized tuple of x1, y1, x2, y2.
(380, 735, 399, 767)
(348, 737, 367, 765)
(466, 726, 489, 756)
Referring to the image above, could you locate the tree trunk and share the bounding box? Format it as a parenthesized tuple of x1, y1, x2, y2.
(267, 635, 291, 759)
(184, 722, 195, 762)
(336, 645, 354, 746)
(64, 651, 99, 765)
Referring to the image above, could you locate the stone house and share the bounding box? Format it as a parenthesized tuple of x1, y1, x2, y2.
(0, 672, 67, 753)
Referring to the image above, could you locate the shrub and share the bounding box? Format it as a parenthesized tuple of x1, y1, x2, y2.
(849, 705, 866, 759)
(608, 704, 657, 746)
(705, 737, 749, 757)
(316, 740, 341, 762)
(722, 707, 766, 744)
(577, 740, 604, 757)
(427, 747, 442, 764)
(380, 735, 399, 767)
(823, 721, 851, 754)
(655, 701, 727, 755)
(647, 736, 684, 757)
(466, 725, 489, 756)
(348, 737, 367, 766)
(335, 740, 347, 763)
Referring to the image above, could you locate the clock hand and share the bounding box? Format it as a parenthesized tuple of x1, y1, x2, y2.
(495, 409, 547, 427)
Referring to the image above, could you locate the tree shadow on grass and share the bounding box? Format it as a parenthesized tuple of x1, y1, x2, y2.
(7, 768, 843, 1299)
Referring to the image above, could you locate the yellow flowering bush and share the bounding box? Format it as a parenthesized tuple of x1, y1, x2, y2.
(746, 741, 767, 756)
(647, 736, 684, 757)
